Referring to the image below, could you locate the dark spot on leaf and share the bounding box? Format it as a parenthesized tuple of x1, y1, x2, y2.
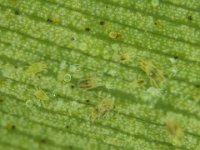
(65, 125, 70, 129)
(68, 145, 73, 149)
(187, 15, 193, 21)
(14, 10, 20, 15)
(86, 99, 90, 103)
(195, 84, 200, 88)
(47, 18, 53, 23)
(173, 56, 178, 59)
(70, 85, 75, 89)
(70, 37, 75, 41)
(40, 139, 46, 143)
(11, 125, 16, 130)
(99, 21, 105, 26)
(85, 27, 90, 32)
(37, 75, 41, 79)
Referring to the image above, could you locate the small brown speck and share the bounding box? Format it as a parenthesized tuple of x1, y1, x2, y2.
(40, 139, 46, 143)
(85, 27, 90, 32)
(68, 146, 73, 149)
(99, 21, 105, 26)
(195, 84, 200, 88)
(70, 85, 75, 89)
(11, 125, 16, 130)
(187, 15, 193, 21)
(47, 18, 53, 23)
(173, 56, 178, 59)
(14, 10, 20, 15)
(70, 37, 75, 41)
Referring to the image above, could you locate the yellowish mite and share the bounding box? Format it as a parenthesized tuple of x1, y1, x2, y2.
(118, 51, 131, 64)
(133, 79, 146, 88)
(165, 119, 184, 144)
(26, 62, 48, 76)
(139, 59, 165, 87)
(51, 18, 60, 23)
(34, 88, 49, 101)
(154, 19, 163, 28)
(90, 98, 114, 120)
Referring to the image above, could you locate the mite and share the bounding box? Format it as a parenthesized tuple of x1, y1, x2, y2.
(90, 98, 114, 120)
(34, 88, 49, 101)
(26, 62, 48, 76)
(78, 76, 97, 90)
(165, 119, 184, 144)
(139, 59, 165, 87)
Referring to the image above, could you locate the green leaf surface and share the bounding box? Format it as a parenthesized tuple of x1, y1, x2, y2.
(0, 0, 200, 149)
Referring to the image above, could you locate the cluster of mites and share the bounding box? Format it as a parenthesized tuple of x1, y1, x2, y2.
(25, 62, 115, 120)
(23, 61, 183, 141)
(26, 59, 165, 100)
(26, 59, 165, 101)
(9, 1, 192, 144)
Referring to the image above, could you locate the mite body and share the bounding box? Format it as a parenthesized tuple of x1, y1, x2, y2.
(78, 76, 97, 90)
(34, 88, 49, 101)
(132, 79, 146, 88)
(139, 59, 165, 87)
(90, 98, 114, 120)
(165, 119, 183, 145)
(118, 51, 132, 64)
(26, 62, 48, 76)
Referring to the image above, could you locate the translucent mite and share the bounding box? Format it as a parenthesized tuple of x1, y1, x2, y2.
(34, 88, 49, 101)
(132, 79, 146, 88)
(90, 98, 114, 120)
(78, 76, 97, 90)
(139, 59, 165, 87)
(26, 62, 48, 76)
(165, 119, 183, 144)
(118, 51, 131, 64)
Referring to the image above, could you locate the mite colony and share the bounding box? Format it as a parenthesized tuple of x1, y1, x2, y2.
(90, 98, 114, 120)
(139, 59, 165, 87)
(26, 62, 48, 76)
